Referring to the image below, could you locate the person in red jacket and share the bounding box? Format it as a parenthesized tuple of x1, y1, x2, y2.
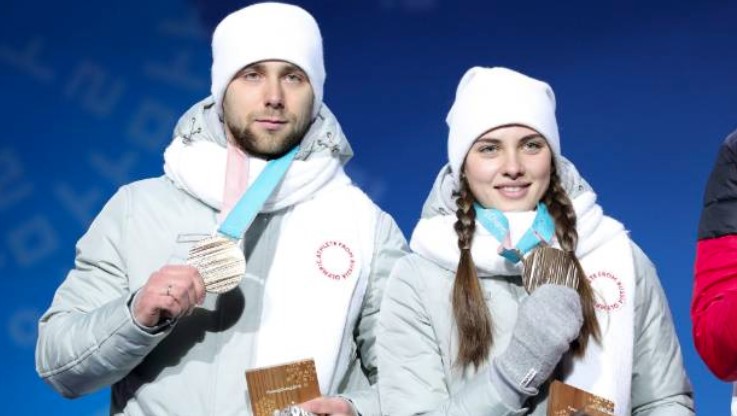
(693, 128, 737, 379)
(692, 128, 737, 414)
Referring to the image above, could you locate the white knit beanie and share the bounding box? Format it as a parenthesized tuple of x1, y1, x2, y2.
(210, 2, 325, 119)
(446, 66, 560, 187)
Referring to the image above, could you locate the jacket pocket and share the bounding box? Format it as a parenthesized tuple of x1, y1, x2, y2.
(168, 233, 211, 264)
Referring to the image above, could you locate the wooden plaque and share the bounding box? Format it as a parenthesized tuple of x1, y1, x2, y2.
(246, 359, 321, 416)
(547, 380, 615, 416)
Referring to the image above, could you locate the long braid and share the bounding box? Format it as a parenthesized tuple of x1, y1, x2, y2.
(542, 166, 601, 355)
(453, 177, 493, 369)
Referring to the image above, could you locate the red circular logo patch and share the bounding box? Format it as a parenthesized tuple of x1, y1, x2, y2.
(315, 241, 355, 280)
(587, 271, 625, 311)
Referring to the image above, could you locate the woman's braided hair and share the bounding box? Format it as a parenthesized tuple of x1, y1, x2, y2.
(452, 162, 600, 369)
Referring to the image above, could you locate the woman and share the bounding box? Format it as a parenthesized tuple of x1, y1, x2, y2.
(377, 67, 694, 415)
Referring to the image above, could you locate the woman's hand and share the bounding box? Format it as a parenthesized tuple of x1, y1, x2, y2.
(491, 284, 583, 404)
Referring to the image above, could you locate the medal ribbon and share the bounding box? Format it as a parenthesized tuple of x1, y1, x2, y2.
(473, 202, 555, 263)
(218, 142, 250, 223)
(218, 146, 299, 239)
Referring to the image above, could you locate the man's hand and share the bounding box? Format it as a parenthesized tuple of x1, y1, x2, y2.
(132, 265, 206, 327)
(300, 396, 355, 416)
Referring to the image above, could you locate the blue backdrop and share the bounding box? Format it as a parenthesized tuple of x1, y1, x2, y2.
(2, 0, 735, 414)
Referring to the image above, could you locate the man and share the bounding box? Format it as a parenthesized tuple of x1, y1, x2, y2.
(35, 3, 407, 415)
(692, 127, 737, 416)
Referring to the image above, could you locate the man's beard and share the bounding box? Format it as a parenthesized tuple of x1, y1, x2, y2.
(227, 116, 311, 160)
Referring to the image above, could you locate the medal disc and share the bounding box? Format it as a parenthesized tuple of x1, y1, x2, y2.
(187, 235, 245, 294)
(522, 246, 581, 293)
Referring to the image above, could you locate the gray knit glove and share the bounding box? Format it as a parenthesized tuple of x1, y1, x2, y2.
(490, 284, 583, 408)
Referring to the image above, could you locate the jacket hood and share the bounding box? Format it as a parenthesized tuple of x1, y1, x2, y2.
(410, 158, 626, 275)
(171, 96, 354, 163)
(164, 96, 354, 213)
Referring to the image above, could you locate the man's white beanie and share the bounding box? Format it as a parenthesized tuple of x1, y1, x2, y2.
(446, 66, 560, 187)
(210, 2, 325, 119)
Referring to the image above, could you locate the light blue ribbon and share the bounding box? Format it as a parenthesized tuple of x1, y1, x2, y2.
(218, 146, 299, 240)
(473, 202, 555, 263)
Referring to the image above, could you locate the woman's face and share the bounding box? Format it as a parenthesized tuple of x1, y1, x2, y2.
(463, 125, 552, 212)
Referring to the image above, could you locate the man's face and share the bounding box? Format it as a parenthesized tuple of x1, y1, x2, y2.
(222, 60, 314, 159)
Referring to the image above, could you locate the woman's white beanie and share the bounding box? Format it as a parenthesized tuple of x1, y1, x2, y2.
(446, 66, 560, 187)
(210, 2, 325, 119)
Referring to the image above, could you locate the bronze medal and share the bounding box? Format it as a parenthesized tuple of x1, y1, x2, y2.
(187, 235, 245, 294)
(189, 146, 298, 295)
(522, 246, 582, 293)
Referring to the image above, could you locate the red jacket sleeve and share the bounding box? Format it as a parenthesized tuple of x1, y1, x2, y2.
(693, 235, 737, 381)
(693, 128, 737, 381)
